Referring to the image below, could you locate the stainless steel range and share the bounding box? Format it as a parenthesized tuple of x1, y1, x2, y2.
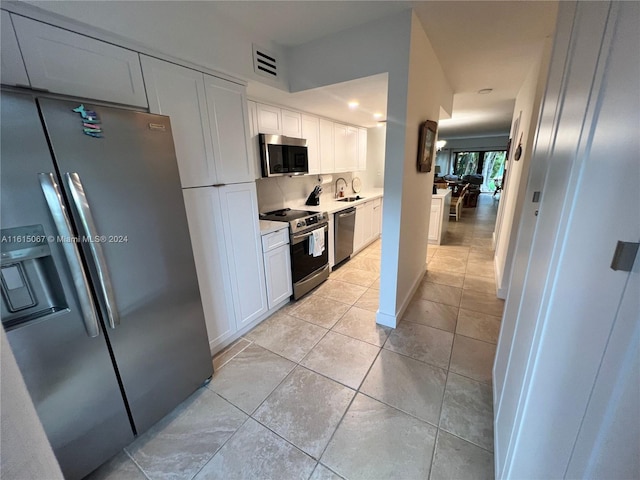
(261, 208, 329, 299)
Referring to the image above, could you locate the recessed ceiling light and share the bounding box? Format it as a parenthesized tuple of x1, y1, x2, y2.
(348, 101, 359, 109)
(478, 88, 493, 95)
(373, 112, 383, 119)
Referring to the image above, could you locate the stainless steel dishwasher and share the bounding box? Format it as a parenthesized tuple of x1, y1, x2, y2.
(334, 207, 356, 265)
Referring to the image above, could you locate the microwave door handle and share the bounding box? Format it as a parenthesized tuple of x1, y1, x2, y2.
(38, 173, 101, 338)
(64, 173, 120, 329)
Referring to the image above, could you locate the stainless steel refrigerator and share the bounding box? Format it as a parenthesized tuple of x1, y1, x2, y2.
(0, 91, 213, 479)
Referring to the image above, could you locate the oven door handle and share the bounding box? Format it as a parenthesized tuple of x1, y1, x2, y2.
(292, 224, 328, 244)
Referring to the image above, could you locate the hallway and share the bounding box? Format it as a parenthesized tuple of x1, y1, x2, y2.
(88, 194, 503, 480)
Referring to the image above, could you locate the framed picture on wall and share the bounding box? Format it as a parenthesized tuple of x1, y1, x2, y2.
(417, 120, 438, 173)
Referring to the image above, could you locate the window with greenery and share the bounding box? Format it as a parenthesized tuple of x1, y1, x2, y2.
(453, 150, 506, 192)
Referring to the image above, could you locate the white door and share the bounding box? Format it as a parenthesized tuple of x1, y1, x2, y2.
(13, 16, 147, 107)
(217, 183, 268, 330)
(182, 187, 236, 352)
(204, 74, 255, 184)
(141, 56, 217, 188)
(281, 109, 302, 137)
(319, 118, 335, 173)
(256, 103, 281, 134)
(494, 2, 640, 477)
(264, 244, 293, 309)
(1, 12, 29, 87)
(301, 114, 321, 174)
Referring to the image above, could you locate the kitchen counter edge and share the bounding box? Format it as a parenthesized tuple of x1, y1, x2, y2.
(259, 219, 289, 235)
(299, 190, 384, 215)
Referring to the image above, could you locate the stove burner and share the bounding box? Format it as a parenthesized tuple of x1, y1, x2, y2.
(264, 208, 291, 217)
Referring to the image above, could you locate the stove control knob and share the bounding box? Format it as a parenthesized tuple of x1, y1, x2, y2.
(297, 221, 304, 227)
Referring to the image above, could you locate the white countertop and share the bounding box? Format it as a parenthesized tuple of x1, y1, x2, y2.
(433, 188, 452, 199)
(298, 189, 384, 215)
(259, 219, 289, 235)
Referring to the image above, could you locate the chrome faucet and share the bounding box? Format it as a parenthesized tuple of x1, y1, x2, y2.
(335, 177, 347, 198)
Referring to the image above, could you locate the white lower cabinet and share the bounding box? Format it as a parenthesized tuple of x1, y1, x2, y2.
(372, 198, 382, 238)
(217, 183, 268, 330)
(261, 228, 292, 309)
(428, 191, 451, 245)
(353, 198, 382, 254)
(428, 199, 441, 243)
(182, 183, 267, 352)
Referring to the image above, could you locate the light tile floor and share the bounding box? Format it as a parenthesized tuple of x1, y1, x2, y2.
(89, 194, 502, 480)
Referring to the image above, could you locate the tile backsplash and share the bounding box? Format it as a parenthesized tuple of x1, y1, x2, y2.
(256, 172, 358, 213)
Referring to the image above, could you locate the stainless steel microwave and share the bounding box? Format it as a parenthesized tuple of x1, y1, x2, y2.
(259, 134, 309, 177)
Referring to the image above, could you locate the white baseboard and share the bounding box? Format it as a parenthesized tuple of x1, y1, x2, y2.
(494, 258, 507, 300)
(376, 263, 426, 328)
(209, 297, 290, 356)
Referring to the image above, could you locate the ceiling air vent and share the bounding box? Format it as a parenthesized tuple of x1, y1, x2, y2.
(253, 45, 278, 79)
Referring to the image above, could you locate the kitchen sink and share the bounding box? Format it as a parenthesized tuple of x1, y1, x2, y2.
(337, 196, 366, 202)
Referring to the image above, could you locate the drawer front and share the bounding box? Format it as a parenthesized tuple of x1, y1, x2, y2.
(372, 197, 381, 208)
(262, 228, 289, 252)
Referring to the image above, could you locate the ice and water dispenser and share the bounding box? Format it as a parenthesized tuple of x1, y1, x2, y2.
(1, 224, 67, 328)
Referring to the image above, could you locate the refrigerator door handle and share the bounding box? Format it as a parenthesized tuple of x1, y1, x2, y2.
(64, 172, 121, 329)
(38, 173, 101, 337)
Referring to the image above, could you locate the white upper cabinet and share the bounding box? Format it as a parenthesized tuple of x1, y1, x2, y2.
(1, 12, 29, 87)
(247, 100, 263, 179)
(142, 57, 254, 186)
(13, 16, 147, 107)
(357, 128, 368, 171)
(345, 126, 359, 172)
(301, 114, 320, 174)
(256, 103, 281, 134)
(141, 56, 217, 188)
(252, 101, 366, 174)
(319, 118, 335, 174)
(334, 123, 348, 172)
(203, 74, 254, 184)
(281, 109, 302, 137)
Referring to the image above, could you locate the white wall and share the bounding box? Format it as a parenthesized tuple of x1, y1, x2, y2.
(288, 10, 453, 327)
(493, 1, 640, 477)
(363, 125, 387, 189)
(256, 172, 357, 213)
(493, 38, 552, 298)
(22, 1, 288, 89)
(393, 12, 454, 320)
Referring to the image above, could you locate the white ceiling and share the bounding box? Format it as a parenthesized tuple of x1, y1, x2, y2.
(248, 74, 389, 128)
(221, 1, 558, 137)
